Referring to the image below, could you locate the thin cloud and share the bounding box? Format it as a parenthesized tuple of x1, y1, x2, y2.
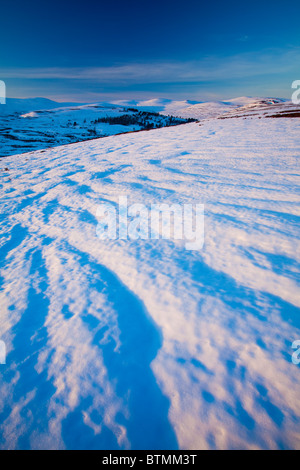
(1, 48, 299, 85)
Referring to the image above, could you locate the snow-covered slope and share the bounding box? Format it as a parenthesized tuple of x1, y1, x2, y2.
(218, 98, 297, 119)
(113, 98, 200, 115)
(0, 112, 300, 450)
(0, 100, 187, 158)
(1, 96, 291, 159)
(113, 96, 289, 120)
(0, 97, 84, 115)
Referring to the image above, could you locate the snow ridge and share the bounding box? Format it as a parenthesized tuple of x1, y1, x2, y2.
(0, 111, 299, 450)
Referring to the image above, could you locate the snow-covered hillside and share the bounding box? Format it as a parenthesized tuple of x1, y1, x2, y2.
(0, 110, 299, 450)
(112, 96, 289, 120)
(0, 99, 188, 158)
(1, 96, 293, 159)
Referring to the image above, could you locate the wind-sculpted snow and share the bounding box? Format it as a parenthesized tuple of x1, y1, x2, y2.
(0, 116, 299, 449)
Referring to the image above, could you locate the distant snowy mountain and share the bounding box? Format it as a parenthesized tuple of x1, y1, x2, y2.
(0, 96, 294, 158)
(112, 96, 290, 120)
(112, 98, 200, 114)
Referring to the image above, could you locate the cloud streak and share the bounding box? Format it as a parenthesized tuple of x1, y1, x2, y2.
(1, 48, 299, 85)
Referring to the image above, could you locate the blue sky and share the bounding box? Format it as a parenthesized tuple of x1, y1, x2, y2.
(1, 0, 299, 101)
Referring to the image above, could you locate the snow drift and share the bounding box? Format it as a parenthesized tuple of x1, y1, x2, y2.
(0, 112, 299, 449)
